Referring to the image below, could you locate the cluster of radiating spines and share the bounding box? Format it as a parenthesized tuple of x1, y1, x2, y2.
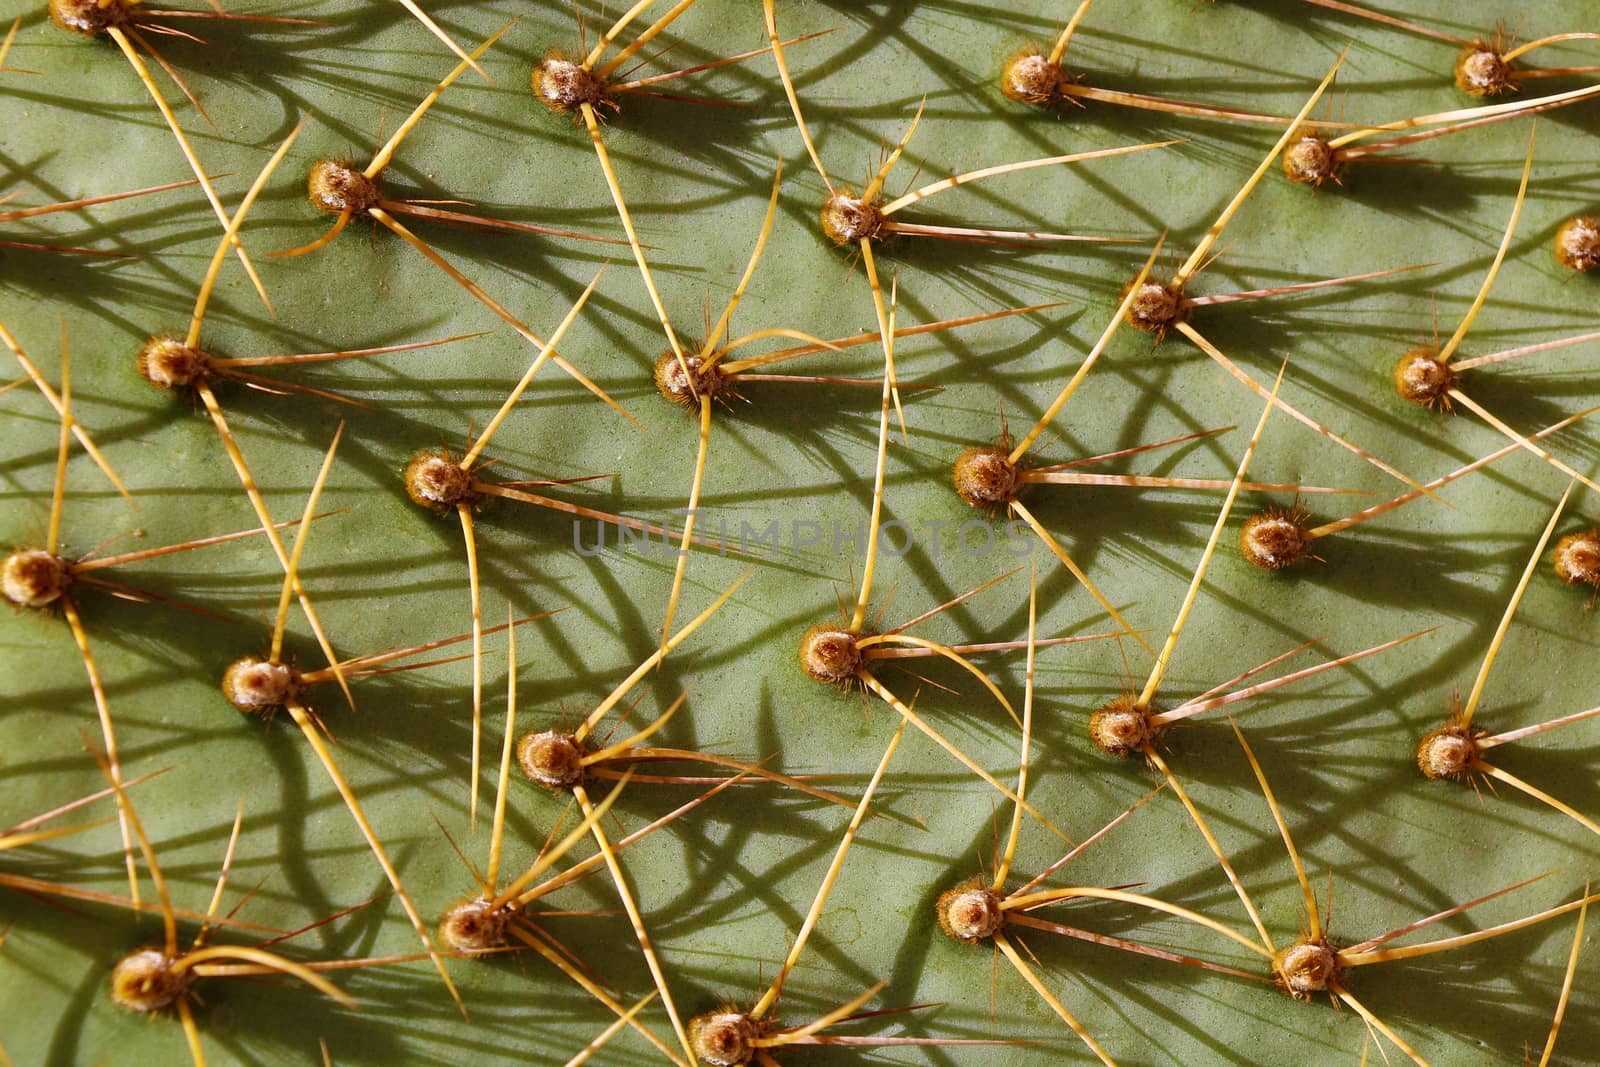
(115, 92, 485, 413)
(1109, 716, 1600, 1065)
(1278, 78, 1600, 189)
(1294, 1, 1600, 94)
(1406, 482, 1600, 839)
(0, 744, 485, 1067)
(10, 0, 1600, 1062)
(427, 616, 701, 1061)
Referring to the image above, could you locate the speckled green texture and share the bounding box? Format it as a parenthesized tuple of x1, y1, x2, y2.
(3, 1, 1600, 1064)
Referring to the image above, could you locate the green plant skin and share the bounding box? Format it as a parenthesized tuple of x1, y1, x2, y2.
(3, 0, 1599, 1063)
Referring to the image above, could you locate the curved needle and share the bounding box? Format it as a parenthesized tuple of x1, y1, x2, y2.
(574, 569, 752, 742)
(1538, 887, 1588, 1067)
(394, 0, 489, 82)
(1, 321, 134, 507)
(366, 24, 512, 179)
(1011, 237, 1165, 461)
(1140, 366, 1283, 706)
(269, 422, 343, 669)
(704, 161, 784, 359)
(1459, 480, 1574, 731)
(993, 930, 1116, 1065)
(45, 326, 71, 557)
(881, 140, 1178, 217)
(762, 0, 833, 193)
(1173, 51, 1345, 289)
(572, 781, 694, 1066)
(750, 722, 905, 1019)
(993, 563, 1036, 890)
(366, 208, 633, 423)
(104, 26, 270, 311)
(659, 396, 713, 655)
(1437, 127, 1535, 365)
(1230, 720, 1318, 939)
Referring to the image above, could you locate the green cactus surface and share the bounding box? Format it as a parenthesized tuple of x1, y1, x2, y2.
(4, 0, 1600, 1064)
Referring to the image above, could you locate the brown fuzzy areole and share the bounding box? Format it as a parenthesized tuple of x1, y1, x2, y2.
(1282, 132, 1337, 188)
(531, 54, 611, 114)
(1273, 938, 1341, 999)
(1393, 347, 1457, 407)
(653, 349, 731, 408)
(1453, 44, 1514, 96)
(1000, 45, 1076, 108)
(221, 655, 301, 715)
(1555, 216, 1600, 273)
(138, 336, 209, 391)
(109, 949, 190, 1012)
(438, 896, 515, 955)
(819, 191, 885, 246)
(1122, 278, 1184, 335)
(1240, 508, 1310, 571)
(1554, 529, 1600, 588)
(49, 0, 130, 37)
(307, 159, 380, 218)
(936, 880, 1005, 942)
(798, 625, 862, 686)
(516, 729, 587, 790)
(1416, 723, 1481, 781)
(404, 450, 475, 512)
(689, 1010, 766, 1067)
(1089, 695, 1158, 757)
(952, 444, 1019, 513)
(2, 548, 72, 609)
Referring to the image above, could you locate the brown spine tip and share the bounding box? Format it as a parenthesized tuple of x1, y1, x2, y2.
(952, 445, 1019, 512)
(798, 625, 862, 685)
(819, 192, 885, 246)
(1415, 724, 1479, 781)
(49, 0, 129, 36)
(109, 949, 189, 1012)
(1393, 347, 1457, 407)
(1454, 45, 1514, 96)
(221, 655, 300, 715)
(2, 549, 71, 608)
(1088, 696, 1157, 758)
(1554, 529, 1600, 588)
(1555, 216, 1600, 273)
(307, 159, 380, 217)
(653, 349, 727, 407)
(515, 729, 587, 790)
(137, 336, 207, 391)
(1282, 133, 1337, 188)
(439, 897, 514, 955)
(1240, 508, 1310, 571)
(1273, 939, 1340, 999)
(531, 54, 609, 114)
(1000, 45, 1074, 108)
(936, 880, 1005, 942)
(1123, 279, 1184, 334)
(689, 1011, 763, 1067)
(403, 450, 475, 512)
